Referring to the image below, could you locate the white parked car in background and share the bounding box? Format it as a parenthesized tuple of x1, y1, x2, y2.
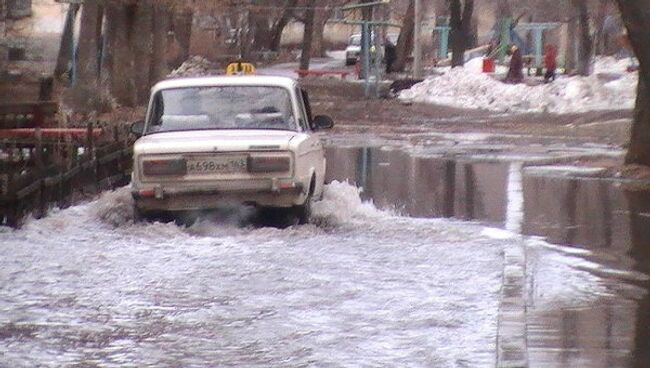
(130, 76, 334, 224)
(345, 33, 399, 66)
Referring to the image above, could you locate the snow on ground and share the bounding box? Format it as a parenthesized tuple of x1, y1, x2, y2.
(401, 56, 638, 114)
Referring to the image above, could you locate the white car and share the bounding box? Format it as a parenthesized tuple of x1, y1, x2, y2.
(345, 33, 399, 66)
(130, 76, 333, 224)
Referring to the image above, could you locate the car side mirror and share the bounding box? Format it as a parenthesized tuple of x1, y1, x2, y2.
(312, 115, 334, 130)
(130, 120, 145, 137)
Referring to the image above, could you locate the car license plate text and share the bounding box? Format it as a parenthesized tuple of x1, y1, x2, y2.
(186, 156, 247, 174)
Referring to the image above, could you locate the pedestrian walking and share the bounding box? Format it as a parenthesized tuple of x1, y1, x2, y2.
(504, 45, 524, 84)
(544, 44, 557, 83)
(384, 38, 397, 74)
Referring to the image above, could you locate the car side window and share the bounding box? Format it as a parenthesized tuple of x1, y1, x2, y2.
(300, 88, 313, 128)
(296, 88, 311, 131)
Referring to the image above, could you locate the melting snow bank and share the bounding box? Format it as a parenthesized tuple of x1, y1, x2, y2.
(400, 59, 637, 114)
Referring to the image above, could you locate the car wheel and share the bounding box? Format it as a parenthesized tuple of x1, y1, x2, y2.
(134, 207, 170, 223)
(133, 206, 148, 223)
(293, 176, 315, 225)
(345, 58, 356, 66)
(293, 195, 312, 225)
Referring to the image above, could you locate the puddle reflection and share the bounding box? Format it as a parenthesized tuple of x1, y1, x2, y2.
(325, 145, 650, 368)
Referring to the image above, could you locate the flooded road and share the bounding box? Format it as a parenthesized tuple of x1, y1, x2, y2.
(0, 181, 621, 367)
(0, 182, 510, 367)
(2, 137, 649, 367)
(322, 142, 650, 368)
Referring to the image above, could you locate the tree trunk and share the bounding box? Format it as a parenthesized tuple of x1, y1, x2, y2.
(54, 4, 79, 79)
(393, 0, 414, 73)
(434, 0, 447, 16)
(617, 0, 650, 166)
(105, 3, 136, 107)
(269, 0, 297, 52)
(251, 12, 271, 51)
(150, 5, 170, 86)
(132, 3, 153, 105)
(594, 0, 608, 55)
(565, 17, 577, 72)
(299, 0, 316, 71)
(172, 10, 192, 67)
(624, 64, 650, 165)
(359, 0, 372, 78)
(616, 0, 650, 89)
(574, 0, 593, 76)
(497, 0, 512, 17)
(311, 8, 331, 58)
(450, 0, 474, 68)
(76, 1, 102, 87)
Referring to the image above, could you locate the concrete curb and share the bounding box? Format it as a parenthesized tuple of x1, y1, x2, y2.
(496, 242, 528, 368)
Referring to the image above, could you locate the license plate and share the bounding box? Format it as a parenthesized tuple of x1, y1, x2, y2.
(186, 155, 247, 175)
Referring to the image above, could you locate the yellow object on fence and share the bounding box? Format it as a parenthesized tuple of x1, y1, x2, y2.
(226, 62, 256, 75)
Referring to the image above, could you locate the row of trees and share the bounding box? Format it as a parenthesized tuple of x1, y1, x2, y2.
(60, 0, 355, 108)
(56, 0, 194, 108)
(58, 0, 650, 166)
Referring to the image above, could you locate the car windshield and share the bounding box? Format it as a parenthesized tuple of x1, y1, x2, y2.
(349, 35, 361, 46)
(146, 86, 296, 133)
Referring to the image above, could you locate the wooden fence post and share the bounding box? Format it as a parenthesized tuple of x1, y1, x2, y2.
(86, 122, 94, 159)
(7, 143, 18, 227)
(34, 127, 43, 169)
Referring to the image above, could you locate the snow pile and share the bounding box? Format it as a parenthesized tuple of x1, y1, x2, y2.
(167, 56, 216, 78)
(399, 63, 638, 114)
(593, 56, 635, 74)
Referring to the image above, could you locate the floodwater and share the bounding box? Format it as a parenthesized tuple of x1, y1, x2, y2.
(0, 182, 504, 367)
(0, 142, 648, 367)
(323, 143, 650, 368)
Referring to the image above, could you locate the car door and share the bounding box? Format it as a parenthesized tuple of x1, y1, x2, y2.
(297, 88, 326, 197)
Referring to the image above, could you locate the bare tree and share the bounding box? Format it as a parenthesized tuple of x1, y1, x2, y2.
(54, 4, 80, 79)
(104, 2, 137, 106)
(449, 0, 474, 67)
(572, 0, 593, 76)
(76, 1, 102, 86)
(392, 0, 414, 73)
(616, 0, 650, 166)
(269, 0, 299, 51)
(299, 0, 317, 70)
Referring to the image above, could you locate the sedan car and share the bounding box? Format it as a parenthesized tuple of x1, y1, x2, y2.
(130, 75, 333, 224)
(345, 33, 399, 66)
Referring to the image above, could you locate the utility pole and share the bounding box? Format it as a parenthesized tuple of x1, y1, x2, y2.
(413, 0, 422, 78)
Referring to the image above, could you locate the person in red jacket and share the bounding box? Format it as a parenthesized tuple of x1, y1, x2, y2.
(544, 44, 558, 83)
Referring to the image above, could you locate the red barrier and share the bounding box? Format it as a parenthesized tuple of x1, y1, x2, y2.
(0, 128, 103, 139)
(482, 57, 495, 73)
(295, 69, 351, 79)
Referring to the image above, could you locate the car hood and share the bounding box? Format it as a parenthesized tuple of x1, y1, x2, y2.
(134, 129, 298, 155)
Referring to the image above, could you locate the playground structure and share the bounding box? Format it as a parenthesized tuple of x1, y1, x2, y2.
(433, 17, 561, 70)
(330, 1, 397, 98)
